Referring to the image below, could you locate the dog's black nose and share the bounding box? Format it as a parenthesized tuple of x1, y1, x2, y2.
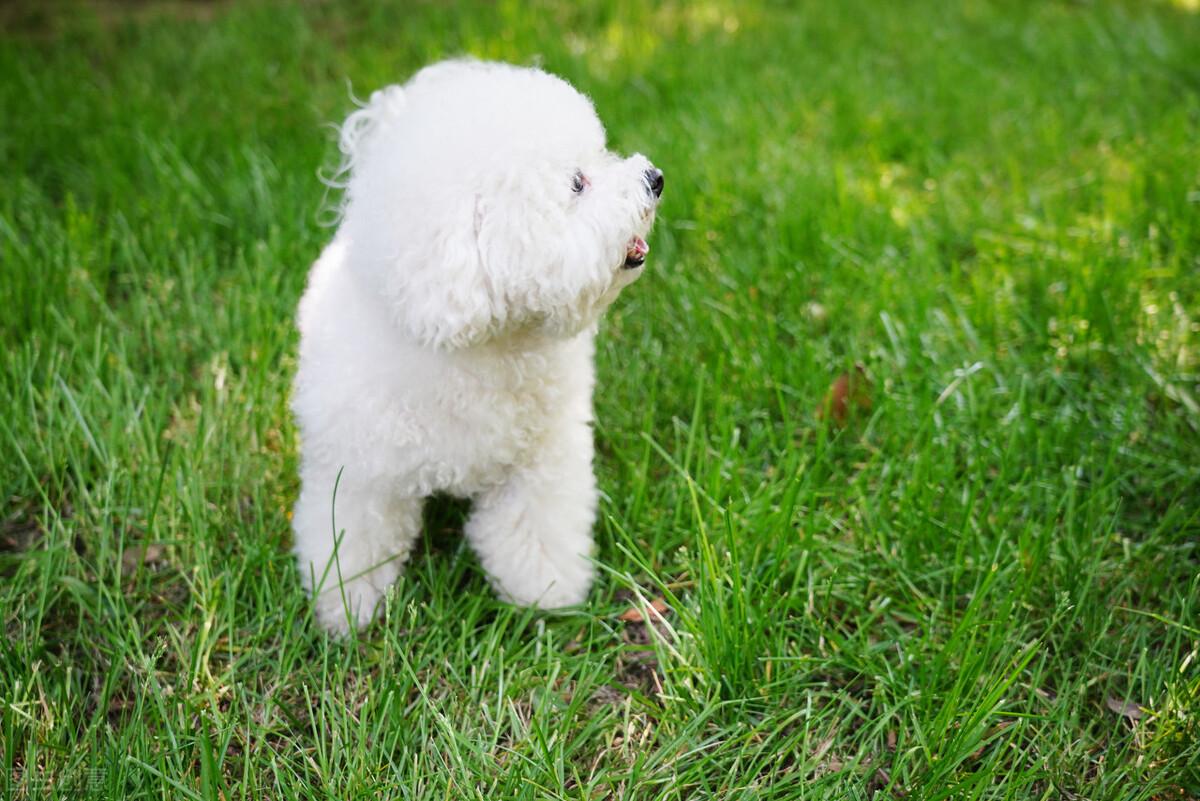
(645, 168, 664, 198)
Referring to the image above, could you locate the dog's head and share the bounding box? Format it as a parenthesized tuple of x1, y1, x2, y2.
(336, 60, 662, 349)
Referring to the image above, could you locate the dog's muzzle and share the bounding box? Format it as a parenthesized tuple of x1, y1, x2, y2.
(624, 167, 663, 269)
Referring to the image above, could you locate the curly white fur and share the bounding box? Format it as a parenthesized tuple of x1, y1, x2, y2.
(292, 60, 661, 633)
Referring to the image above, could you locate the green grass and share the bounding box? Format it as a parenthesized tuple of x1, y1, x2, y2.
(3, 0, 1199, 797)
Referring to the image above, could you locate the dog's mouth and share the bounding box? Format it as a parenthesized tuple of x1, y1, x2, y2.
(623, 236, 649, 269)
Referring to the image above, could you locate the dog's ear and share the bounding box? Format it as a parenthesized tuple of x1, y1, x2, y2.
(333, 84, 501, 350)
(389, 194, 500, 350)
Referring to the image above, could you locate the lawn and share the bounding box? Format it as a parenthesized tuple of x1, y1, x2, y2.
(2, 0, 1199, 798)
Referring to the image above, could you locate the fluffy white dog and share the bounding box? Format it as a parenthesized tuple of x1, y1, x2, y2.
(292, 60, 662, 633)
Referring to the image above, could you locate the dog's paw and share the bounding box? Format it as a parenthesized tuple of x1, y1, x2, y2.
(501, 581, 589, 610)
(491, 553, 594, 611)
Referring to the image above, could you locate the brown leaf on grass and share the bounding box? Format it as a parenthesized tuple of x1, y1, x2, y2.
(1105, 695, 1144, 720)
(816, 364, 873, 425)
(868, 767, 904, 797)
(812, 734, 834, 763)
(809, 734, 844, 777)
(121, 543, 165, 576)
(618, 598, 669, 623)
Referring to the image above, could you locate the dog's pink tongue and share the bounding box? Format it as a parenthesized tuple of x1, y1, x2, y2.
(628, 236, 649, 259)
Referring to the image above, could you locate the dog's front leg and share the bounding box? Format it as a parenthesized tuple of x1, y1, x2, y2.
(465, 422, 598, 609)
(293, 466, 422, 634)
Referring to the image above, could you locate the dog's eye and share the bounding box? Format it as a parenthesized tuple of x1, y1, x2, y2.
(571, 171, 588, 194)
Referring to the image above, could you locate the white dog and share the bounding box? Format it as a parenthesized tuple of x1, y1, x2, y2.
(292, 60, 662, 633)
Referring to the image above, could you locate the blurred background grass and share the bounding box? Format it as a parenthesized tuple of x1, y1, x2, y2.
(1, 1, 1198, 798)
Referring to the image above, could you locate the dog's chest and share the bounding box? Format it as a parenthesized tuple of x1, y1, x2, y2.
(401, 342, 592, 494)
(443, 359, 560, 451)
